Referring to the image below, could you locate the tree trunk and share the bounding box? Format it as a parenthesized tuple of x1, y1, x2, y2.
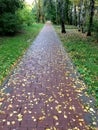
(56, 0, 58, 24)
(78, 7, 81, 31)
(74, 5, 77, 26)
(78, 0, 84, 32)
(69, 7, 73, 25)
(42, 14, 45, 23)
(80, 0, 84, 33)
(61, 20, 66, 33)
(87, 0, 95, 36)
(37, 0, 41, 23)
(58, 0, 66, 33)
(65, 0, 70, 24)
(61, 3, 66, 33)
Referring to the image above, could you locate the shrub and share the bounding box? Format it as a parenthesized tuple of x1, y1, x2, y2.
(17, 5, 35, 26)
(0, 0, 24, 35)
(0, 13, 21, 35)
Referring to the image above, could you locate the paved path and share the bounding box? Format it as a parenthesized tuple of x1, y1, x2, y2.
(0, 23, 92, 130)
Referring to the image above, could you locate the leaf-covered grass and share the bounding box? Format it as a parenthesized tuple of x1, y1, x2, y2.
(55, 25, 98, 105)
(0, 23, 44, 86)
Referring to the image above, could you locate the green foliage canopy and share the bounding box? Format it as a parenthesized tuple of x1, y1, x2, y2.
(0, 0, 24, 35)
(17, 4, 35, 26)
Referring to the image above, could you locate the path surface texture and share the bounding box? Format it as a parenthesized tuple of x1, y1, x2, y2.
(0, 23, 94, 130)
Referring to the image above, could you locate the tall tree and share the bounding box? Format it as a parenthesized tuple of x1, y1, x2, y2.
(69, 6, 73, 25)
(87, 0, 95, 36)
(58, 0, 66, 33)
(56, 0, 60, 24)
(65, 0, 70, 23)
(72, 4, 77, 26)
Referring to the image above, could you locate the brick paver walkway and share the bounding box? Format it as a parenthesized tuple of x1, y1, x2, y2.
(0, 23, 92, 130)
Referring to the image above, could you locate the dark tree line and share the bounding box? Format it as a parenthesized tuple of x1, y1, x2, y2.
(0, 0, 24, 35)
(0, 0, 97, 37)
(34, 0, 97, 37)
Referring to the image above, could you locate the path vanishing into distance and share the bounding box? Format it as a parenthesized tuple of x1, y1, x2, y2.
(0, 23, 97, 130)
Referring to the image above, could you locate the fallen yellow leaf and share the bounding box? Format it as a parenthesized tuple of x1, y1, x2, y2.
(7, 121, 10, 125)
(53, 115, 58, 120)
(55, 105, 62, 113)
(39, 116, 45, 121)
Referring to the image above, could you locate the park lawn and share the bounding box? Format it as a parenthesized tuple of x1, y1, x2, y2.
(0, 23, 44, 86)
(55, 25, 98, 106)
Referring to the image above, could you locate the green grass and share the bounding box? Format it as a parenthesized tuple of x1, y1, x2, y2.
(55, 25, 98, 106)
(0, 23, 44, 86)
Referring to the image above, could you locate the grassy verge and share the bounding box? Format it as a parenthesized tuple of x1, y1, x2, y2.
(0, 23, 44, 86)
(55, 25, 98, 106)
